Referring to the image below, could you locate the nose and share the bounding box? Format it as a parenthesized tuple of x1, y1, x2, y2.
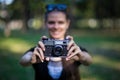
(53, 23, 59, 29)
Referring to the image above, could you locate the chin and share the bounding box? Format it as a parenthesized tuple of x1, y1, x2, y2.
(51, 35, 62, 39)
(52, 36, 64, 40)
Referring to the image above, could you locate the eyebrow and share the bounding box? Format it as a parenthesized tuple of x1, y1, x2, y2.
(48, 21, 65, 24)
(48, 21, 55, 24)
(58, 21, 64, 24)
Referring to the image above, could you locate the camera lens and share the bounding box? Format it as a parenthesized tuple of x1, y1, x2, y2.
(53, 45, 63, 57)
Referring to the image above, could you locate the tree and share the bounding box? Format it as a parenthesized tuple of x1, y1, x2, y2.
(95, 0, 120, 29)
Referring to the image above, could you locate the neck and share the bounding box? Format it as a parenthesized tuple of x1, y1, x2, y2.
(50, 36, 65, 40)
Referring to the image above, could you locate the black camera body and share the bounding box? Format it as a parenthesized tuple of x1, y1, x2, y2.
(42, 38, 70, 57)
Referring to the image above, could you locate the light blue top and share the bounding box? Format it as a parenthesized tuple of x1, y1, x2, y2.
(47, 61, 63, 80)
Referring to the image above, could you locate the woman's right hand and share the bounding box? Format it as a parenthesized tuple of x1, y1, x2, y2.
(31, 36, 47, 63)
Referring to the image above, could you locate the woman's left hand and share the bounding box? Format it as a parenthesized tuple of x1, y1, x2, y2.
(66, 35, 92, 65)
(66, 35, 83, 61)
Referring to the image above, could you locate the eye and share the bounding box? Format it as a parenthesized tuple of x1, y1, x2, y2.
(48, 21, 55, 24)
(58, 21, 64, 24)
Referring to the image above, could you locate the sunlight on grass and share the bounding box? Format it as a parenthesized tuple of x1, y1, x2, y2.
(93, 55, 120, 70)
(0, 38, 33, 54)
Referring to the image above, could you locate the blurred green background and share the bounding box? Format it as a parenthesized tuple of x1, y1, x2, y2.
(0, 0, 120, 80)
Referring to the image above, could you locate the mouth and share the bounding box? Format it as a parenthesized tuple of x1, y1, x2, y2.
(49, 30, 62, 39)
(50, 30, 61, 35)
(49, 29, 65, 39)
(52, 31, 60, 35)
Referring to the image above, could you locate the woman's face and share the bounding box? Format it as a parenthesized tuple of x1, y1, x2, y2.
(46, 11, 70, 40)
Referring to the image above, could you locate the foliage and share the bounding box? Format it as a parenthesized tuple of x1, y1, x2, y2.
(0, 0, 120, 36)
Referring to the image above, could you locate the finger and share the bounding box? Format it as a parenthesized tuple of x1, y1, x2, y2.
(67, 46, 82, 60)
(67, 40, 75, 50)
(67, 50, 79, 60)
(37, 47, 44, 60)
(35, 47, 44, 62)
(67, 46, 76, 56)
(38, 41, 45, 51)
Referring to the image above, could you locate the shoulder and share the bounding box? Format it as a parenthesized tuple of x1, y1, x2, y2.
(25, 47, 35, 53)
(79, 46, 88, 52)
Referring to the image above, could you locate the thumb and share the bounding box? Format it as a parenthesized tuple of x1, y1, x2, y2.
(66, 35, 73, 40)
(41, 36, 48, 40)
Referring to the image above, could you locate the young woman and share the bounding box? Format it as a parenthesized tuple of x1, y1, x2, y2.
(20, 4, 92, 80)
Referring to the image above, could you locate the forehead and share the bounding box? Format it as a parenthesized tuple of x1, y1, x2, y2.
(47, 11, 66, 21)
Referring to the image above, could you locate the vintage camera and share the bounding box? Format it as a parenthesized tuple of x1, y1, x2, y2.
(42, 38, 70, 57)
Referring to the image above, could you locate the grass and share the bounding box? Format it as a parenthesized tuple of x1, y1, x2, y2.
(0, 29, 120, 80)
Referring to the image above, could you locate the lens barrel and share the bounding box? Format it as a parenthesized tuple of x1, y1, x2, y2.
(53, 45, 63, 57)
